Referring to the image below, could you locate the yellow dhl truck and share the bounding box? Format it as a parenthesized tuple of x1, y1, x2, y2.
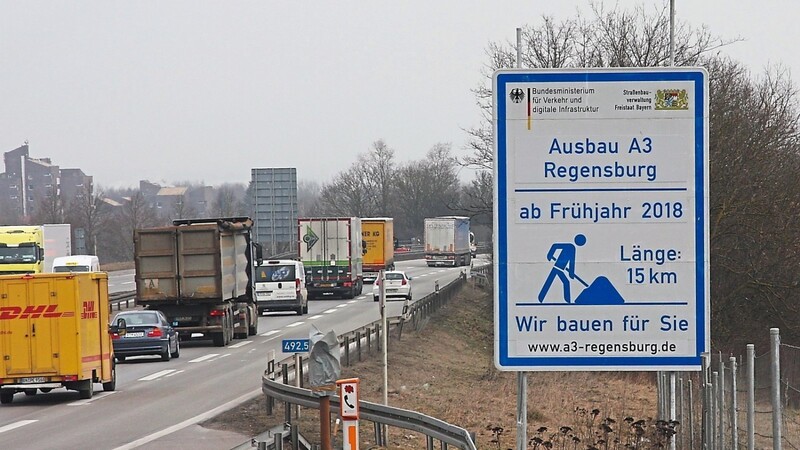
(0, 272, 117, 404)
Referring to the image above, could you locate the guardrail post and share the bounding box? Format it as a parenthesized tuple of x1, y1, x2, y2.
(427, 435, 434, 450)
(376, 324, 382, 351)
(344, 335, 351, 367)
(356, 331, 362, 362)
(273, 431, 283, 450)
(283, 364, 291, 425)
(291, 424, 299, 449)
(367, 327, 372, 354)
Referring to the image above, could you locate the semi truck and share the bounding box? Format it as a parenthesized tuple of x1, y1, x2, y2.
(134, 217, 261, 347)
(0, 224, 71, 275)
(361, 217, 395, 283)
(0, 272, 117, 404)
(299, 217, 363, 299)
(424, 216, 471, 267)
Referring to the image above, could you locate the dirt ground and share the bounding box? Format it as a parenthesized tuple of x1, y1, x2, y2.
(202, 282, 664, 449)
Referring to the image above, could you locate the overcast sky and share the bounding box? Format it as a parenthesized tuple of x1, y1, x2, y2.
(1, 1, 797, 190)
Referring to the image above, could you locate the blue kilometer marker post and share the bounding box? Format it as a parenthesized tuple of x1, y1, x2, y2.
(281, 339, 310, 353)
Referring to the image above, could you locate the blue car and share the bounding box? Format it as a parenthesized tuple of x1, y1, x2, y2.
(112, 310, 180, 362)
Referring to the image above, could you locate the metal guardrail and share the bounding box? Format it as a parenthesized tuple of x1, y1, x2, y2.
(259, 380, 477, 450)
(248, 274, 480, 450)
(110, 290, 136, 310)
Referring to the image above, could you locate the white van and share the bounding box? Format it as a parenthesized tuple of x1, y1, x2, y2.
(51, 255, 101, 273)
(254, 260, 308, 316)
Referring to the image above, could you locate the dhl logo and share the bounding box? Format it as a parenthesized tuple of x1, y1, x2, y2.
(0, 305, 75, 320)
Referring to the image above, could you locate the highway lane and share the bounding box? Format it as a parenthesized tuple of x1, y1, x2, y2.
(107, 268, 136, 294)
(0, 257, 485, 449)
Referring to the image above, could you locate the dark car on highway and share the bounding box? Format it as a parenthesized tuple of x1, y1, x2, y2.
(111, 310, 180, 362)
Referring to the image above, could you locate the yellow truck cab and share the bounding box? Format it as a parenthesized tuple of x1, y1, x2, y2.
(0, 224, 71, 275)
(0, 272, 117, 404)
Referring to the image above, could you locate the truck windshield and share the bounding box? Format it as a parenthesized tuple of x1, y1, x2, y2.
(54, 266, 90, 272)
(0, 247, 38, 264)
(255, 265, 295, 282)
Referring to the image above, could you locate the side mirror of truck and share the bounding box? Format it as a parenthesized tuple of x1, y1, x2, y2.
(109, 318, 127, 336)
(253, 242, 264, 267)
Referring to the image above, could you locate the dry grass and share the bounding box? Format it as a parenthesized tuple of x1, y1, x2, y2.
(204, 283, 665, 449)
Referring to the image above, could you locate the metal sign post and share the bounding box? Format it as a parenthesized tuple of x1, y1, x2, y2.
(493, 67, 710, 372)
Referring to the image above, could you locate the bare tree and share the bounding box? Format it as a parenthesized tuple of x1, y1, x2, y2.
(392, 144, 460, 240)
(317, 140, 396, 217)
(66, 185, 108, 255)
(112, 191, 160, 261)
(211, 184, 247, 217)
(297, 179, 322, 216)
(31, 184, 64, 224)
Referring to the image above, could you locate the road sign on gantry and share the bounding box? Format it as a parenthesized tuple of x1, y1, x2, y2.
(493, 68, 710, 371)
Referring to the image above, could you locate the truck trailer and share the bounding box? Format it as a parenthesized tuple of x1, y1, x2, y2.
(0, 272, 117, 404)
(361, 217, 395, 283)
(0, 224, 71, 275)
(299, 217, 363, 299)
(134, 217, 261, 347)
(424, 216, 471, 267)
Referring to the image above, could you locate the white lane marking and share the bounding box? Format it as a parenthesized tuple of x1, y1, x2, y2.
(68, 391, 118, 406)
(166, 370, 184, 377)
(122, 281, 135, 284)
(112, 389, 261, 450)
(347, 300, 358, 304)
(218, 354, 231, 359)
(188, 354, 219, 363)
(418, 274, 429, 277)
(286, 321, 304, 328)
(0, 420, 37, 433)
(436, 270, 446, 273)
(138, 369, 176, 381)
(228, 341, 253, 349)
(356, 296, 366, 299)
(335, 304, 348, 309)
(308, 315, 323, 320)
(260, 330, 281, 337)
(323, 309, 337, 314)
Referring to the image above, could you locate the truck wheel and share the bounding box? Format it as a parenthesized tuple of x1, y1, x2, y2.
(295, 305, 303, 315)
(103, 363, 117, 392)
(302, 303, 309, 314)
(79, 380, 94, 399)
(249, 319, 258, 336)
(24, 389, 37, 396)
(0, 390, 13, 404)
(212, 332, 225, 347)
(115, 355, 126, 363)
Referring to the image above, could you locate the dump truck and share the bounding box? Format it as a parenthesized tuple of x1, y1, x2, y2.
(0, 224, 71, 275)
(134, 217, 262, 347)
(0, 272, 117, 404)
(424, 216, 471, 267)
(299, 217, 363, 299)
(361, 217, 395, 283)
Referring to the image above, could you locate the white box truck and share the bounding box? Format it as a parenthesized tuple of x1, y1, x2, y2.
(298, 217, 363, 299)
(424, 216, 471, 267)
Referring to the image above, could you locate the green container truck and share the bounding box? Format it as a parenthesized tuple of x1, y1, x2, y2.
(298, 217, 363, 299)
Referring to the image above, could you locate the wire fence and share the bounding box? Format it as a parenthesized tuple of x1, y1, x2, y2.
(658, 328, 800, 450)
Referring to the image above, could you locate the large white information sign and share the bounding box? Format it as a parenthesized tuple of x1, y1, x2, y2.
(493, 68, 709, 371)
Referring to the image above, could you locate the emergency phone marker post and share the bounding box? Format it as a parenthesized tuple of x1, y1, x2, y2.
(493, 67, 710, 372)
(337, 378, 360, 450)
